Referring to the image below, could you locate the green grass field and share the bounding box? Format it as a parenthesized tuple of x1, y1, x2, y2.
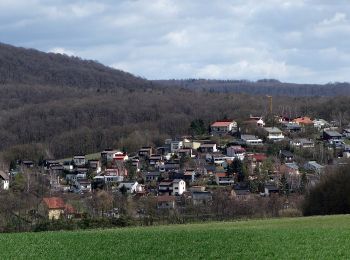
(1, 215, 350, 259)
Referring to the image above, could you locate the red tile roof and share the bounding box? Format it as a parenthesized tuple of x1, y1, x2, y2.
(252, 154, 267, 162)
(211, 121, 232, 127)
(43, 197, 65, 209)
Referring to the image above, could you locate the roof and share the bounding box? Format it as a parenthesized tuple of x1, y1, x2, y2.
(252, 153, 267, 162)
(43, 197, 66, 209)
(215, 173, 227, 178)
(293, 117, 313, 125)
(0, 171, 9, 180)
(173, 179, 184, 183)
(211, 121, 233, 127)
(264, 127, 282, 133)
(200, 143, 216, 148)
(241, 134, 260, 140)
(324, 130, 342, 137)
(159, 181, 172, 186)
(157, 195, 176, 203)
(280, 150, 294, 157)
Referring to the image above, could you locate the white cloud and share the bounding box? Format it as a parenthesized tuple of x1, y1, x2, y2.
(1, 0, 350, 83)
(49, 47, 75, 56)
(320, 12, 347, 26)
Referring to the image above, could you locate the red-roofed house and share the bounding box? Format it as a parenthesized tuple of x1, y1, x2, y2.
(210, 120, 237, 136)
(293, 117, 313, 126)
(40, 197, 75, 220)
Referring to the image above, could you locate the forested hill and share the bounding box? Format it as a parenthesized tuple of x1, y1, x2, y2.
(0, 42, 150, 89)
(0, 42, 350, 163)
(154, 79, 350, 96)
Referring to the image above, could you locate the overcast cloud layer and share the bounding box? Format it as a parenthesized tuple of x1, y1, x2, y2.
(1, 0, 350, 83)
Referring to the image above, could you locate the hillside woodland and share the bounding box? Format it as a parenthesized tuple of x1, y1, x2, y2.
(1, 43, 350, 162)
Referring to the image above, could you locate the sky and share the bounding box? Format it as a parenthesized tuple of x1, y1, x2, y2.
(1, 0, 350, 83)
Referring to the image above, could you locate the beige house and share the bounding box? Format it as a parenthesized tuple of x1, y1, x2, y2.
(41, 197, 75, 220)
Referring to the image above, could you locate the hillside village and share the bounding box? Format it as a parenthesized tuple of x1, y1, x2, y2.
(2, 113, 350, 222)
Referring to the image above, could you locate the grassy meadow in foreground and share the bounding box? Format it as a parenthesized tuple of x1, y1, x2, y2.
(1, 215, 350, 259)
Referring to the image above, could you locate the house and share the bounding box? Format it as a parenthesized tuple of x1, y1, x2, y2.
(138, 147, 154, 158)
(264, 127, 284, 141)
(248, 153, 267, 170)
(290, 138, 315, 148)
(183, 139, 201, 150)
(149, 155, 163, 166)
(210, 120, 237, 136)
(293, 116, 313, 126)
(281, 122, 302, 133)
(280, 150, 294, 162)
(41, 197, 75, 220)
(158, 181, 173, 195)
(343, 145, 350, 158)
(199, 143, 218, 153)
(172, 179, 186, 195)
(226, 146, 246, 161)
(264, 184, 279, 196)
(22, 160, 34, 168)
(63, 161, 74, 172)
(144, 172, 161, 182)
(117, 181, 142, 194)
(0, 171, 9, 190)
(73, 155, 86, 167)
(113, 152, 129, 161)
(184, 169, 196, 182)
(101, 150, 123, 163)
(232, 184, 252, 200)
(323, 130, 342, 141)
(191, 191, 212, 205)
(313, 119, 329, 130)
(88, 160, 101, 174)
(178, 148, 194, 158)
(280, 163, 300, 191)
(158, 179, 186, 196)
(170, 140, 183, 153)
(240, 134, 263, 146)
(157, 195, 176, 209)
(343, 129, 350, 138)
(248, 115, 265, 127)
(159, 162, 180, 172)
(304, 161, 324, 174)
(215, 173, 234, 185)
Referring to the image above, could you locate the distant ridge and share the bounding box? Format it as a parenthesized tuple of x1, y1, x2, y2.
(0, 42, 150, 90)
(154, 79, 350, 96)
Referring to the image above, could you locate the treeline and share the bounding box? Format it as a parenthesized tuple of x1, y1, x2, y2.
(154, 79, 350, 97)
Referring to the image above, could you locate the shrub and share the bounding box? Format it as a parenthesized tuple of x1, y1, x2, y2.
(303, 165, 350, 216)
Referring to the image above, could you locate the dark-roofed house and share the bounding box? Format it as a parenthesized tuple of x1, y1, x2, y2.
(323, 130, 342, 141)
(280, 150, 294, 162)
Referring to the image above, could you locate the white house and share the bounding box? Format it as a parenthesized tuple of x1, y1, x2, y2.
(170, 140, 183, 153)
(0, 171, 9, 190)
(264, 127, 284, 141)
(210, 121, 237, 135)
(226, 146, 246, 160)
(172, 179, 186, 195)
(117, 181, 141, 194)
(313, 119, 329, 130)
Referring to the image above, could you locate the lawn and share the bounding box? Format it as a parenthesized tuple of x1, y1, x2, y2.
(1, 215, 350, 259)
